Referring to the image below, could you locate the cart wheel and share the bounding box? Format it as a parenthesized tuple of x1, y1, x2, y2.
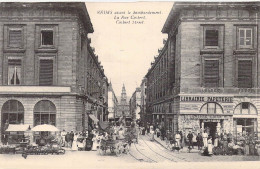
(110, 147, 115, 153)
(124, 144, 130, 154)
(98, 147, 105, 156)
(115, 144, 122, 157)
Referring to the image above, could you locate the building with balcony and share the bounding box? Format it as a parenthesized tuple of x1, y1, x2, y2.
(0, 2, 108, 143)
(146, 2, 260, 140)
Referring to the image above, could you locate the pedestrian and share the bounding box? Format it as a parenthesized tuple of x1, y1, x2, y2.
(249, 134, 255, 155)
(227, 131, 232, 143)
(175, 131, 181, 149)
(214, 131, 219, 147)
(70, 131, 74, 148)
(65, 132, 70, 148)
(71, 133, 78, 151)
(222, 134, 228, 155)
(202, 130, 208, 147)
(150, 126, 154, 141)
(180, 131, 185, 148)
(187, 131, 193, 149)
(207, 136, 213, 156)
(61, 129, 66, 147)
(196, 133, 203, 150)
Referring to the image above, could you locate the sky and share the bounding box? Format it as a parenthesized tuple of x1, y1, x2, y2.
(85, 2, 173, 97)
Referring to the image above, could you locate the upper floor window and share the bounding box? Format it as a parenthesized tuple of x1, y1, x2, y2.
(239, 28, 252, 48)
(205, 30, 218, 47)
(8, 59, 21, 85)
(4, 25, 25, 50)
(41, 30, 53, 46)
(201, 25, 223, 50)
(36, 25, 58, 49)
(238, 60, 252, 88)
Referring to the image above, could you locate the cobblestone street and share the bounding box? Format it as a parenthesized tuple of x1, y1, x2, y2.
(1, 135, 260, 169)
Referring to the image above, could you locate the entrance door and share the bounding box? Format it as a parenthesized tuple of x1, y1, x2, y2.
(204, 122, 217, 138)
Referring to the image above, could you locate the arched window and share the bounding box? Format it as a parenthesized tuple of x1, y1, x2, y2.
(234, 102, 257, 115)
(1, 100, 24, 125)
(200, 102, 223, 114)
(34, 100, 56, 126)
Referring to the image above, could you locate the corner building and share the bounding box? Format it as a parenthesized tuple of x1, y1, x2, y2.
(0, 2, 108, 143)
(147, 2, 260, 139)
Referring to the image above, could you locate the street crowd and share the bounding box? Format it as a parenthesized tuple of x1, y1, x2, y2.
(139, 123, 260, 156)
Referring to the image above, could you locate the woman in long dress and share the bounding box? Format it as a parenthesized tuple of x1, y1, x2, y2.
(92, 131, 99, 151)
(71, 133, 78, 151)
(207, 137, 213, 156)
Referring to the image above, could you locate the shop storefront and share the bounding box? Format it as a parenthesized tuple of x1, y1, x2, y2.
(178, 95, 234, 138)
(233, 102, 258, 141)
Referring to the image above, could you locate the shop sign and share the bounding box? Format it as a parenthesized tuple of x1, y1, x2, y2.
(183, 114, 230, 120)
(180, 96, 233, 103)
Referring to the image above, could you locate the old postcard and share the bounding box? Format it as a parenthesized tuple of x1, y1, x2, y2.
(0, 1, 259, 169)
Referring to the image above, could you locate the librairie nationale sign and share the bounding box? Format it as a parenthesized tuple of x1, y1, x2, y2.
(180, 96, 233, 103)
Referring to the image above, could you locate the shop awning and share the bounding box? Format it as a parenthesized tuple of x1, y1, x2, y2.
(31, 124, 59, 132)
(89, 114, 99, 123)
(5, 124, 30, 132)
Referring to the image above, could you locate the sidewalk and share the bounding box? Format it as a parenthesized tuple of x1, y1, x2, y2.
(153, 135, 200, 153)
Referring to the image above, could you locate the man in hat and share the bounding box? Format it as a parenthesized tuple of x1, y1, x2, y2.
(187, 131, 194, 149)
(69, 131, 74, 148)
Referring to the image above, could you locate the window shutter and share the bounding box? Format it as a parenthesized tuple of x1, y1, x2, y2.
(204, 60, 219, 87)
(39, 59, 53, 86)
(9, 30, 22, 47)
(238, 60, 252, 88)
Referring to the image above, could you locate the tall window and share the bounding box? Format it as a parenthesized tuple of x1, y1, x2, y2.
(41, 30, 53, 46)
(205, 30, 219, 46)
(8, 59, 21, 85)
(1, 100, 24, 143)
(200, 102, 223, 114)
(34, 100, 56, 126)
(2, 100, 24, 125)
(39, 59, 53, 86)
(204, 60, 219, 87)
(239, 28, 252, 48)
(238, 60, 252, 88)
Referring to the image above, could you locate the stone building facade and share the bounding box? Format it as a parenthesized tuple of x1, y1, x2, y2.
(146, 2, 260, 140)
(107, 82, 119, 121)
(0, 2, 108, 143)
(129, 87, 141, 121)
(139, 78, 147, 125)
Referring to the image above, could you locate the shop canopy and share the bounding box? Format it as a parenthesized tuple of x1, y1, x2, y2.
(89, 114, 99, 123)
(31, 124, 59, 132)
(6, 124, 30, 132)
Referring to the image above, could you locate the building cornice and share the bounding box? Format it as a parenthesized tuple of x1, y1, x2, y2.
(162, 2, 260, 34)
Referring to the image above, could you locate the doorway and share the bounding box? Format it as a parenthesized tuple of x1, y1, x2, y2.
(204, 122, 217, 138)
